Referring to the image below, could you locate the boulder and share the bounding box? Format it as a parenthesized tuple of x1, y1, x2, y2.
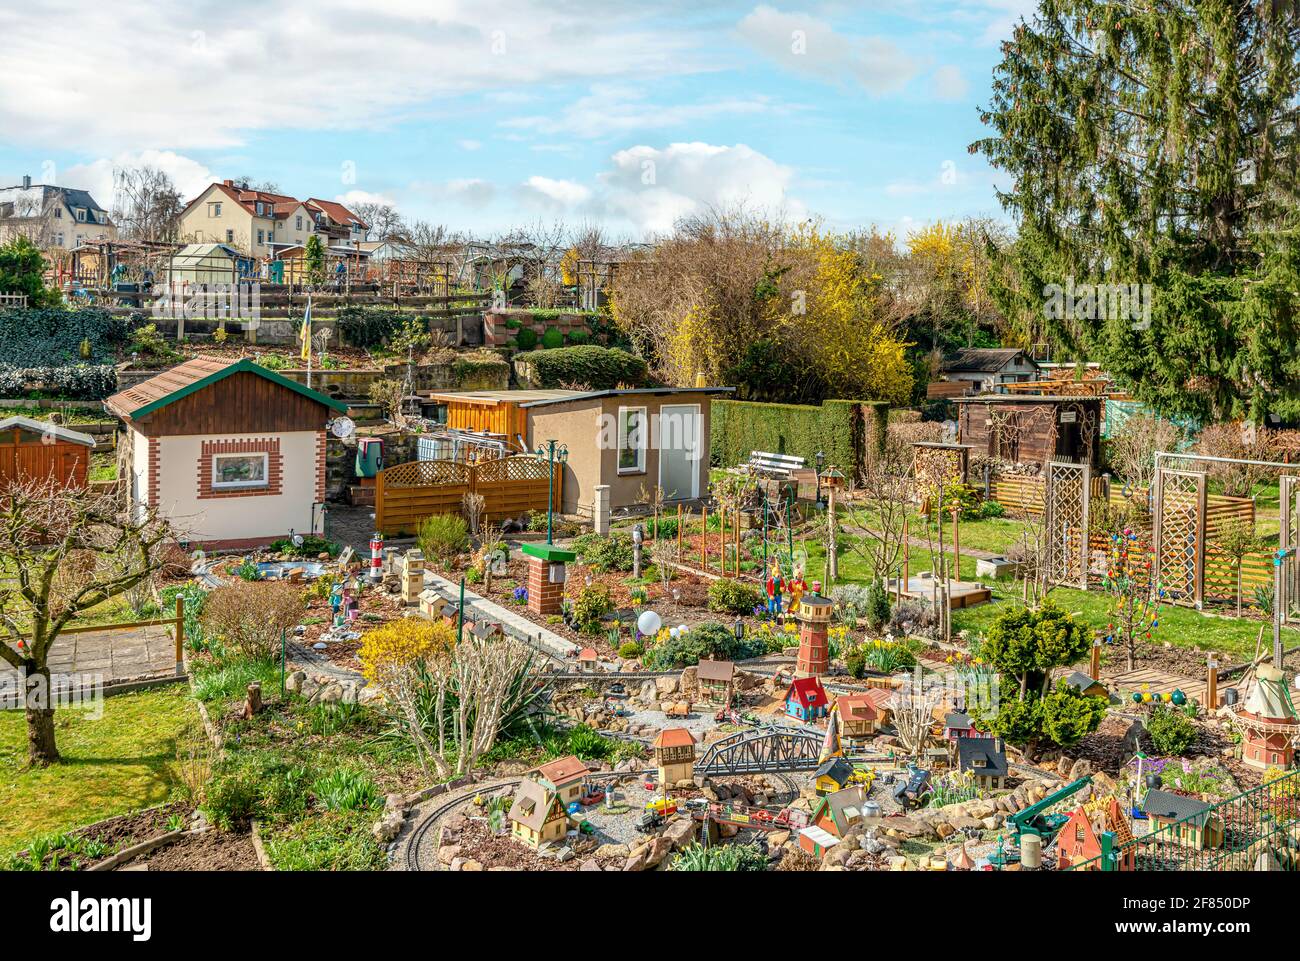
(1068, 758, 1093, 781)
(656, 675, 678, 697)
(437, 844, 462, 866)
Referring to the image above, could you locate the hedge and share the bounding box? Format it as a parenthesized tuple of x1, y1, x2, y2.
(0, 306, 130, 366)
(521, 345, 647, 389)
(0, 364, 118, 400)
(709, 398, 889, 473)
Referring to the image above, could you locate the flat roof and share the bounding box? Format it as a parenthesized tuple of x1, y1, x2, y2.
(520, 386, 734, 408)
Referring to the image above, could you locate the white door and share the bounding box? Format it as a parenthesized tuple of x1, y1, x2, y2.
(658, 404, 701, 501)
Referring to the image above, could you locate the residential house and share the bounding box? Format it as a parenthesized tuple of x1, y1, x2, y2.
(508, 779, 568, 849)
(0, 175, 116, 251)
(1057, 797, 1136, 871)
(177, 180, 364, 258)
(535, 755, 590, 807)
(652, 727, 697, 787)
(104, 356, 347, 549)
(956, 736, 1008, 789)
(934, 348, 1040, 397)
(784, 676, 829, 723)
(696, 659, 735, 707)
(304, 197, 370, 244)
(835, 693, 882, 740)
(1139, 789, 1225, 850)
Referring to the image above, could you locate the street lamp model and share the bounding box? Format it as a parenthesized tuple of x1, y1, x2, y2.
(534, 439, 569, 545)
(815, 450, 826, 506)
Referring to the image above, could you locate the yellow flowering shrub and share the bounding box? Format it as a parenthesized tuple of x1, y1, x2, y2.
(359, 618, 455, 686)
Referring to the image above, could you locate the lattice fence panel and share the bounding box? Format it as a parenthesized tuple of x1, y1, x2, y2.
(1045, 460, 1090, 588)
(1153, 468, 1206, 607)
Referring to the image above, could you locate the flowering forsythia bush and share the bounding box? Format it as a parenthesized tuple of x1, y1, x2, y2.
(359, 619, 455, 686)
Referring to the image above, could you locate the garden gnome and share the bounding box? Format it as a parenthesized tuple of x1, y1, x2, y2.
(765, 559, 786, 617)
(329, 581, 344, 618)
(788, 563, 808, 613)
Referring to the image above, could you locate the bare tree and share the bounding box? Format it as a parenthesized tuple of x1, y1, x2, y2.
(112, 166, 184, 242)
(352, 201, 404, 242)
(892, 678, 944, 758)
(0, 480, 174, 764)
(843, 466, 914, 582)
(1108, 412, 1185, 493)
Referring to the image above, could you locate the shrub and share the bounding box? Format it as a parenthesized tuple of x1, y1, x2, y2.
(359, 619, 455, 688)
(888, 598, 939, 636)
(1145, 705, 1197, 756)
(0, 304, 129, 367)
(671, 842, 767, 871)
(566, 328, 589, 345)
(514, 327, 538, 350)
(830, 583, 872, 624)
(707, 577, 762, 615)
(336, 305, 406, 349)
(541, 327, 564, 349)
(864, 578, 891, 630)
(571, 532, 635, 572)
(647, 516, 679, 538)
(523, 345, 647, 389)
(571, 583, 613, 634)
(618, 640, 643, 659)
(201, 581, 305, 659)
(417, 513, 470, 566)
(977, 499, 1006, 519)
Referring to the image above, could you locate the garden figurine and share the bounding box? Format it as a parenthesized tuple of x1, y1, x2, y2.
(788, 563, 808, 612)
(765, 559, 786, 617)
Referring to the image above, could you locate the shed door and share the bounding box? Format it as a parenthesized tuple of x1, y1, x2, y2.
(658, 405, 700, 500)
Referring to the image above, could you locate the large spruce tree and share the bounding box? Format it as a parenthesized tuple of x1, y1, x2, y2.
(973, 1, 1300, 422)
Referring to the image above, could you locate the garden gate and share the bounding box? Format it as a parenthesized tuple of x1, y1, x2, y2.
(1152, 467, 1207, 608)
(1044, 460, 1090, 589)
(374, 454, 560, 536)
(1278, 475, 1300, 623)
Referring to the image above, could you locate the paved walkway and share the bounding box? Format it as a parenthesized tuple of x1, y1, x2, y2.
(422, 571, 578, 661)
(0, 624, 177, 684)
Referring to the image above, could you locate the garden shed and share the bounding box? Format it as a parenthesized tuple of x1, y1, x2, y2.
(953, 395, 1102, 467)
(0, 416, 94, 490)
(105, 356, 348, 548)
(165, 243, 249, 286)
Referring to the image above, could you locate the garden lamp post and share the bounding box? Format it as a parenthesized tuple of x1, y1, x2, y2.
(534, 439, 568, 544)
(815, 450, 825, 506)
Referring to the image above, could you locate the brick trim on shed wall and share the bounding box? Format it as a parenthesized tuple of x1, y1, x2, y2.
(314, 430, 326, 505)
(197, 437, 283, 499)
(146, 436, 160, 508)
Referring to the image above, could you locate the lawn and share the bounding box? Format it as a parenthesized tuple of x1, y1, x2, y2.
(0, 684, 202, 855)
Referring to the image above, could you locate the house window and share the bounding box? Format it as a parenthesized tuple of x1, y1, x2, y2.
(256, 202, 264, 215)
(212, 453, 268, 489)
(53, 207, 61, 219)
(296, 215, 303, 230)
(617, 407, 646, 473)
(226, 229, 234, 243)
(76, 208, 86, 221)
(257, 229, 264, 244)
(209, 202, 221, 217)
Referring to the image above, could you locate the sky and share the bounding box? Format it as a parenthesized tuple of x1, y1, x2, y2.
(0, 0, 1036, 241)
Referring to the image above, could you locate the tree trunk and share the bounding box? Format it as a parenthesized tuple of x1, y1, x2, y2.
(25, 667, 59, 765)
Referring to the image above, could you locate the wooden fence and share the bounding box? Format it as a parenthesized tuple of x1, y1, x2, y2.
(374, 454, 560, 536)
(990, 474, 1254, 536)
(1084, 532, 1274, 609)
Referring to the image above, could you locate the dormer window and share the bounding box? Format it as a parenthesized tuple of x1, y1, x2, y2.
(76, 208, 86, 221)
(256, 202, 264, 215)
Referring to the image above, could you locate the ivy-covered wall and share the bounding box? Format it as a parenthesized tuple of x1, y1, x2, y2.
(709, 398, 889, 475)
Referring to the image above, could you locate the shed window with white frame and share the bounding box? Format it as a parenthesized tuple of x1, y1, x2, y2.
(617, 407, 646, 474)
(213, 452, 268, 489)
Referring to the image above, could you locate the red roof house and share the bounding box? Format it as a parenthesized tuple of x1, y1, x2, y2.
(785, 676, 829, 722)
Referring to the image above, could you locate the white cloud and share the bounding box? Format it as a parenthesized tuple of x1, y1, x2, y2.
(457, 140, 483, 151)
(504, 142, 802, 235)
(62, 150, 216, 208)
(930, 64, 969, 102)
(335, 189, 396, 208)
(736, 5, 920, 94)
(503, 84, 780, 140)
(0, 1, 703, 151)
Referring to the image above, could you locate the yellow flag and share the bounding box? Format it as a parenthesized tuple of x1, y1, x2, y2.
(299, 296, 312, 361)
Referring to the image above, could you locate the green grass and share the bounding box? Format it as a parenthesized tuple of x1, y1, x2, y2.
(0, 685, 201, 855)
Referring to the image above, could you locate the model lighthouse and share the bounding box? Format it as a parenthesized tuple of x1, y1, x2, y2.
(795, 592, 833, 679)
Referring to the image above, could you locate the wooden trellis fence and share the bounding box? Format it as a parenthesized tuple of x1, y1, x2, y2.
(1152, 467, 1208, 608)
(1044, 460, 1091, 589)
(374, 454, 560, 536)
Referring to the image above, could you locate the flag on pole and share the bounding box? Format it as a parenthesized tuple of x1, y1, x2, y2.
(299, 295, 312, 361)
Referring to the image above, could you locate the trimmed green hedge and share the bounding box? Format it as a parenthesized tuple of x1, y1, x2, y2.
(522, 345, 647, 389)
(709, 398, 889, 472)
(0, 306, 130, 366)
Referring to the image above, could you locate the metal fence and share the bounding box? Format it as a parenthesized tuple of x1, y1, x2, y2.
(1066, 767, 1300, 870)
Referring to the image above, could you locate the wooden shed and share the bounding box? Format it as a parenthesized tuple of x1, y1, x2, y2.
(105, 356, 349, 548)
(953, 395, 1102, 467)
(424, 389, 584, 444)
(0, 416, 95, 489)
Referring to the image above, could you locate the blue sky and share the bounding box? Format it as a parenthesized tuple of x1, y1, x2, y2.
(0, 1, 1034, 239)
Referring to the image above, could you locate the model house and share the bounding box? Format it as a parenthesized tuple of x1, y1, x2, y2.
(534, 755, 589, 807)
(652, 727, 697, 786)
(105, 356, 347, 549)
(835, 693, 882, 739)
(956, 736, 1008, 789)
(1056, 798, 1136, 871)
(1063, 671, 1109, 699)
(1235, 662, 1299, 770)
(1139, 789, 1225, 850)
(508, 779, 568, 849)
(784, 676, 829, 722)
(424, 386, 733, 516)
(0, 175, 116, 250)
(809, 786, 866, 839)
(813, 757, 855, 796)
(943, 712, 989, 741)
(696, 659, 735, 706)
